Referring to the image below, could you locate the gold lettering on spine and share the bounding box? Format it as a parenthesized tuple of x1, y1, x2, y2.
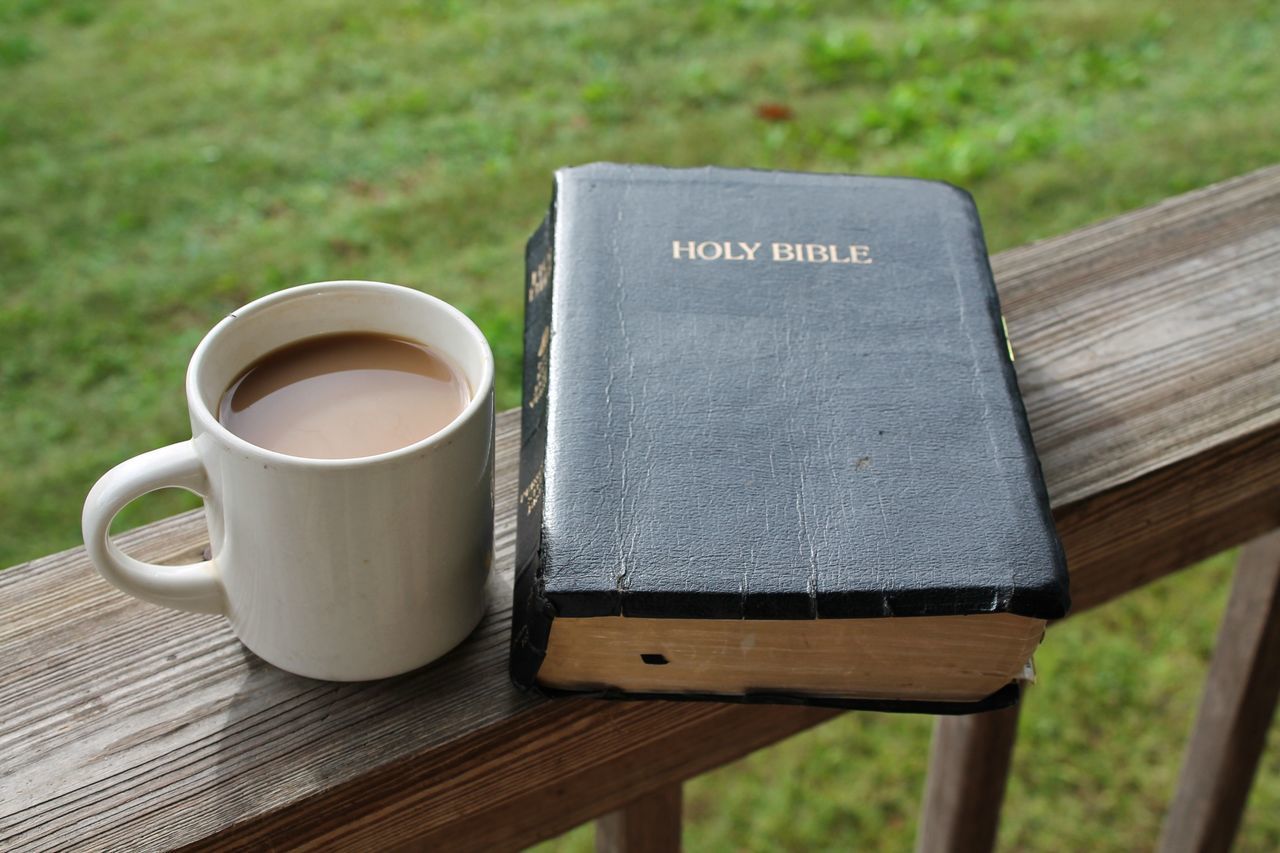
(527, 251, 552, 302)
(772, 242, 796, 261)
(520, 465, 545, 516)
(528, 326, 551, 409)
(672, 241, 697, 260)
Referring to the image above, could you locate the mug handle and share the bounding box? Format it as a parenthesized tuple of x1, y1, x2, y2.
(82, 441, 226, 615)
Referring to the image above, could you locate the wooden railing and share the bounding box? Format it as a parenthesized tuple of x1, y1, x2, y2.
(2, 167, 1278, 852)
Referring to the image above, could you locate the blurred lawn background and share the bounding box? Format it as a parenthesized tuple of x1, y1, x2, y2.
(2, 0, 1278, 849)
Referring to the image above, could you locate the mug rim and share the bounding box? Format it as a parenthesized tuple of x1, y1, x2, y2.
(186, 280, 495, 468)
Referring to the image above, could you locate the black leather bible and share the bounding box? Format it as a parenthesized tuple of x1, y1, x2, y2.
(511, 163, 1069, 713)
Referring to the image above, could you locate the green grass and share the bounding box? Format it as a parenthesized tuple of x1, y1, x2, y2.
(2, 0, 1278, 848)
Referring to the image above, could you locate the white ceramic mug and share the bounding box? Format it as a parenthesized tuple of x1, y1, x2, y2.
(82, 281, 495, 680)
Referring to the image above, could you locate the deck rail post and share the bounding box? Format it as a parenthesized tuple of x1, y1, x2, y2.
(596, 783, 684, 853)
(1157, 530, 1280, 853)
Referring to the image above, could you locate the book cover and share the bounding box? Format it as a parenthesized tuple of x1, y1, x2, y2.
(511, 163, 1068, 712)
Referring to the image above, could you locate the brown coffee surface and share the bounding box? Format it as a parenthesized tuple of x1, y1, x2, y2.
(219, 333, 469, 459)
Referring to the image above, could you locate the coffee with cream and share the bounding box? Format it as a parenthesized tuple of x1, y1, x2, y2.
(218, 332, 469, 459)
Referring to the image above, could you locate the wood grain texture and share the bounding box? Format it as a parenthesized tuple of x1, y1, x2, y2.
(2, 166, 1279, 850)
(915, 704, 1021, 853)
(914, 168, 1280, 853)
(596, 783, 683, 853)
(1003, 166, 1280, 614)
(1157, 530, 1280, 853)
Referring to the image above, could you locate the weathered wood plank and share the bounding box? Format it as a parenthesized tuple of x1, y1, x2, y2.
(204, 698, 822, 852)
(915, 704, 1021, 853)
(1157, 530, 1280, 853)
(1000, 167, 1280, 614)
(596, 784, 683, 853)
(2, 166, 1279, 850)
(996, 166, 1280, 509)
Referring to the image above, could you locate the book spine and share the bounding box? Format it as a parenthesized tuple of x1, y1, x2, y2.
(510, 199, 558, 690)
